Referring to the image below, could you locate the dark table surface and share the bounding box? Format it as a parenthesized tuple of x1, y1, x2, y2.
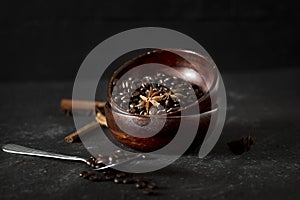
(1, 68, 300, 200)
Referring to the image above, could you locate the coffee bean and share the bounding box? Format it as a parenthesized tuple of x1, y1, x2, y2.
(163, 77, 170, 82)
(135, 181, 147, 189)
(94, 163, 106, 169)
(120, 96, 127, 101)
(86, 157, 96, 168)
(142, 188, 156, 195)
(114, 177, 123, 184)
(132, 91, 139, 97)
(83, 172, 95, 179)
(113, 72, 205, 115)
(79, 171, 88, 177)
(123, 177, 135, 184)
(149, 107, 158, 115)
(108, 156, 115, 164)
(105, 174, 115, 181)
(88, 175, 102, 181)
(147, 182, 157, 189)
(115, 172, 127, 178)
(95, 159, 103, 165)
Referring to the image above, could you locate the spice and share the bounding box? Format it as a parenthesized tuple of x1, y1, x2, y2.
(64, 121, 99, 143)
(64, 112, 107, 144)
(60, 99, 105, 116)
(136, 86, 163, 114)
(112, 72, 204, 115)
(227, 135, 255, 155)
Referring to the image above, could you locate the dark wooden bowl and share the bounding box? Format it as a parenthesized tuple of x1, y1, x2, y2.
(104, 49, 218, 152)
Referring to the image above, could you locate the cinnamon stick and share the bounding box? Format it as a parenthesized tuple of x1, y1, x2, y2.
(60, 99, 106, 116)
(62, 99, 108, 143)
(65, 115, 108, 143)
(65, 121, 100, 143)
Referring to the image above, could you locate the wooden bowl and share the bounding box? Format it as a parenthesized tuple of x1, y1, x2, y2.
(104, 49, 218, 152)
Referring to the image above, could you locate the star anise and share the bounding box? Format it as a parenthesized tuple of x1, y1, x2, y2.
(163, 90, 179, 106)
(136, 86, 163, 114)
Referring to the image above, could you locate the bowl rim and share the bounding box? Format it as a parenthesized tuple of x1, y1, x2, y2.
(107, 48, 218, 117)
(107, 105, 217, 119)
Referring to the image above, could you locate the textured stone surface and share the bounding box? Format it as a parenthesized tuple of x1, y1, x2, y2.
(0, 68, 299, 199)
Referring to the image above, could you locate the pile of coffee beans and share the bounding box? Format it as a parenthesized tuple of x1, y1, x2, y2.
(85, 150, 141, 169)
(112, 72, 204, 115)
(79, 170, 158, 195)
(81, 151, 158, 194)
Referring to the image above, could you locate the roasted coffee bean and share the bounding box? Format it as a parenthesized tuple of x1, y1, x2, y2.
(83, 172, 95, 179)
(142, 188, 156, 195)
(105, 174, 115, 181)
(95, 159, 104, 165)
(88, 175, 103, 182)
(123, 177, 135, 184)
(108, 156, 115, 164)
(86, 158, 93, 166)
(135, 181, 147, 189)
(79, 170, 160, 195)
(94, 163, 106, 169)
(102, 170, 112, 175)
(114, 177, 123, 184)
(147, 182, 157, 189)
(113, 72, 204, 115)
(79, 171, 88, 177)
(149, 107, 158, 115)
(115, 172, 128, 178)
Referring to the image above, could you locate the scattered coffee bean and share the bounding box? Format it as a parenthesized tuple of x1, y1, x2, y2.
(147, 182, 157, 189)
(122, 177, 135, 184)
(115, 172, 128, 178)
(114, 177, 123, 184)
(142, 188, 156, 195)
(79, 169, 159, 195)
(83, 172, 95, 179)
(135, 181, 148, 189)
(86, 157, 96, 167)
(79, 171, 88, 177)
(105, 174, 115, 181)
(88, 175, 102, 182)
(227, 135, 255, 155)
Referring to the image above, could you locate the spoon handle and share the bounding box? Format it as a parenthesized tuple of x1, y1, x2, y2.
(2, 144, 86, 163)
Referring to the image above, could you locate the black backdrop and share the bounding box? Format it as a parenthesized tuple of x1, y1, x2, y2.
(2, 0, 300, 81)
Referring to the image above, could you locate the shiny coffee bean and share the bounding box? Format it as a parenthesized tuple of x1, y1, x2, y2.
(86, 158, 95, 167)
(123, 177, 135, 184)
(115, 172, 127, 178)
(88, 175, 102, 182)
(142, 188, 156, 195)
(83, 172, 95, 179)
(135, 181, 147, 189)
(79, 171, 88, 177)
(94, 163, 106, 169)
(105, 174, 115, 181)
(114, 177, 123, 184)
(147, 182, 157, 189)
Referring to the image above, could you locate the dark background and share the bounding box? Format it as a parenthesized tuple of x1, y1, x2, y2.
(1, 1, 300, 200)
(2, 0, 300, 81)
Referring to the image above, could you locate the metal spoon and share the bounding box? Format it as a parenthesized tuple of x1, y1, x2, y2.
(2, 144, 144, 170)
